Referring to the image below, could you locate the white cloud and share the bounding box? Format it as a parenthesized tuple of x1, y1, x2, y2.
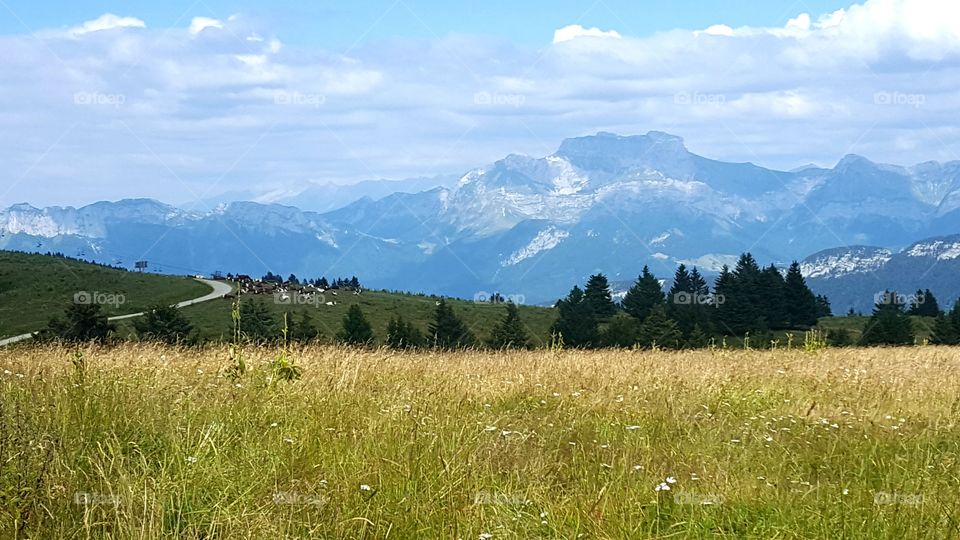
(68, 14, 145, 37)
(2, 1, 960, 207)
(189, 17, 224, 35)
(552, 24, 622, 44)
(698, 24, 735, 37)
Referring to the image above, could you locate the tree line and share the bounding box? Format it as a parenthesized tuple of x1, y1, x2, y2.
(550, 253, 829, 349)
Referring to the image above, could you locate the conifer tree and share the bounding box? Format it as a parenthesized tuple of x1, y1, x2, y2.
(386, 315, 424, 349)
(638, 304, 681, 349)
(599, 313, 641, 348)
(428, 299, 476, 349)
(622, 266, 664, 322)
(337, 304, 375, 345)
(783, 261, 819, 328)
(289, 311, 320, 343)
(487, 302, 530, 349)
(758, 264, 786, 329)
(551, 286, 598, 348)
(860, 291, 914, 346)
(685, 324, 709, 349)
(239, 300, 278, 343)
(930, 313, 959, 345)
(584, 273, 617, 319)
(133, 304, 194, 344)
(39, 303, 116, 343)
(908, 289, 940, 317)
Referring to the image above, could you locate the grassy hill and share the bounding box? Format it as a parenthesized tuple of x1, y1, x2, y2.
(0, 251, 211, 338)
(170, 291, 559, 346)
(2, 251, 943, 347)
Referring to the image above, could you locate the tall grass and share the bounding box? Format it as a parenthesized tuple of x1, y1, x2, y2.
(2, 344, 959, 538)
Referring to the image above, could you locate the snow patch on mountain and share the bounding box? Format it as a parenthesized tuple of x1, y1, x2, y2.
(503, 227, 569, 266)
(800, 247, 892, 279)
(676, 254, 739, 272)
(905, 239, 960, 260)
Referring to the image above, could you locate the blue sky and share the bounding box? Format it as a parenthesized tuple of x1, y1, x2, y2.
(0, 1, 853, 46)
(0, 0, 957, 207)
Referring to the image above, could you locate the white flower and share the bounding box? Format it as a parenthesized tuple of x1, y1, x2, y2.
(842, 488, 849, 495)
(185, 456, 198, 463)
(234, 383, 242, 388)
(359, 484, 372, 491)
(655, 482, 671, 492)
(270, 422, 279, 428)
(284, 438, 295, 444)
(633, 465, 643, 471)
(479, 534, 493, 540)
(666, 477, 676, 484)
(3, 369, 12, 375)
(500, 430, 512, 437)
(196, 369, 204, 374)
(484, 425, 497, 432)
(625, 425, 641, 430)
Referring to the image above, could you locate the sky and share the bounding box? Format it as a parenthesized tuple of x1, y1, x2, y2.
(0, 0, 958, 207)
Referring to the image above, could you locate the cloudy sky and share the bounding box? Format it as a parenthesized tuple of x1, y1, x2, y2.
(0, 0, 958, 208)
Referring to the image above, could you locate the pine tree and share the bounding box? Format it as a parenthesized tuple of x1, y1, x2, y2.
(758, 264, 786, 329)
(622, 266, 664, 322)
(599, 313, 641, 348)
(685, 324, 709, 349)
(318, 277, 329, 289)
(712, 265, 737, 335)
(38, 303, 116, 343)
(815, 295, 833, 318)
(666, 264, 697, 336)
(723, 253, 765, 334)
(860, 291, 915, 346)
(386, 316, 424, 349)
(239, 300, 278, 343)
(584, 273, 617, 319)
(638, 304, 681, 349)
(783, 261, 819, 328)
(487, 302, 530, 349)
(289, 311, 320, 343)
(909, 289, 940, 317)
(133, 304, 194, 344)
(929, 313, 959, 345)
(429, 299, 476, 349)
(337, 304, 375, 345)
(550, 286, 598, 348)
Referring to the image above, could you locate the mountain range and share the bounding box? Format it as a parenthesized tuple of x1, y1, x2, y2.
(2, 131, 959, 309)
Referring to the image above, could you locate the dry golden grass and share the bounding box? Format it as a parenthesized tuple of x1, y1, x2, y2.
(2, 344, 960, 538)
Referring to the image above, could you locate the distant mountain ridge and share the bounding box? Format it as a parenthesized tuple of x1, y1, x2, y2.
(802, 235, 960, 313)
(2, 131, 960, 306)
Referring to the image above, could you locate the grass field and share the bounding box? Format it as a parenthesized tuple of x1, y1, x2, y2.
(168, 292, 559, 347)
(0, 252, 211, 338)
(2, 344, 959, 538)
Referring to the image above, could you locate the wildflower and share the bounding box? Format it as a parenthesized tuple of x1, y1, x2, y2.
(359, 484, 372, 492)
(185, 456, 198, 464)
(484, 425, 497, 432)
(655, 482, 671, 492)
(764, 436, 773, 442)
(600, 444, 609, 449)
(666, 476, 676, 484)
(3, 369, 11, 375)
(625, 425, 641, 431)
(270, 422, 279, 428)
(234, 383, 242, 388)
(479, 534, 493, 540)
(731, 438, 741, 443)
(842, 488, 849, 495)
(197, 369, 204, 374)
(633, 465, 643, 471)
(284, 438, 294, 444)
